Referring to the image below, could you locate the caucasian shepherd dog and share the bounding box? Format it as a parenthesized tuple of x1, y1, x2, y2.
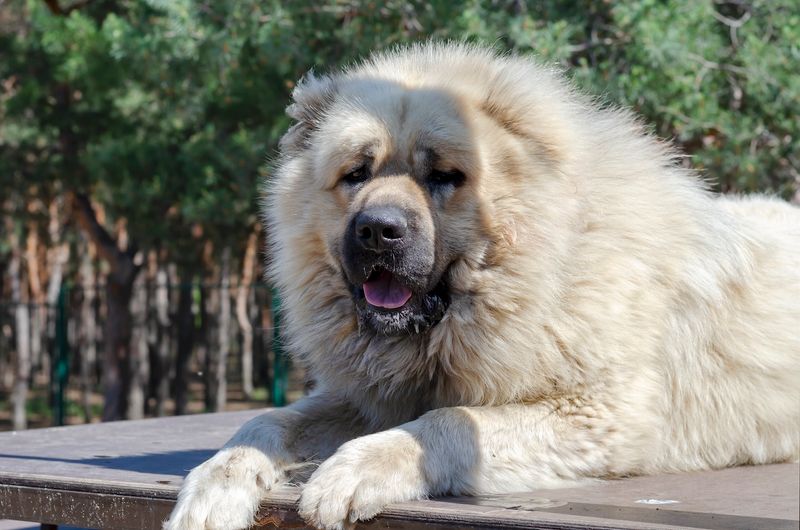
(166, 43, 799, 530)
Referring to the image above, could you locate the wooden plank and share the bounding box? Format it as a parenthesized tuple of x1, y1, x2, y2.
(0, 411, 797, 530)
(0, 484, 173, 530)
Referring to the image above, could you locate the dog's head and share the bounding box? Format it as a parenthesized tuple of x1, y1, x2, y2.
(272, 66, 503, 335)
(268, 44, 575, 341)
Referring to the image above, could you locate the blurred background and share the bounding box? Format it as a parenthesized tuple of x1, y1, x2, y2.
(0, 0, 797, 430)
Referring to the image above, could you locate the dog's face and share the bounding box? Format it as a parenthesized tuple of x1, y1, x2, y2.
(288, 79, 489, 336)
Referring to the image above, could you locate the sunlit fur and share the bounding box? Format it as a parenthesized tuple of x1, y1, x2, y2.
(166, 42, 800, 530)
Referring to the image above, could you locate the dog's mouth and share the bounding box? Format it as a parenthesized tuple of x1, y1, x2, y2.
(348, 265, 451, 336)
(362, 269, 413, 310)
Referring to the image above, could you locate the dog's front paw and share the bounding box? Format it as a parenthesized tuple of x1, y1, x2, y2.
(164, 446, 284, 530)
(298, 430, 427, 530)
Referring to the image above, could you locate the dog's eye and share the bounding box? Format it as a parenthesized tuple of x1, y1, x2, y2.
(428, 169, 466, 188)
(342, 165, 370, 185)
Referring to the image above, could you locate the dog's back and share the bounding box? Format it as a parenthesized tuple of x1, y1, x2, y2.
(653, 194, 800, 471)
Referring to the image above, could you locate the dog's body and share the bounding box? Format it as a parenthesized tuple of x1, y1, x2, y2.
(166, 43, 800, 530)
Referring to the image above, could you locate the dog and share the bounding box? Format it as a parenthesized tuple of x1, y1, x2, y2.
(165, 42, 800, 530)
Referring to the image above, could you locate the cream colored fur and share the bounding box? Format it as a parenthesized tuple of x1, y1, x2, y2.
(165, 42, 800, 530)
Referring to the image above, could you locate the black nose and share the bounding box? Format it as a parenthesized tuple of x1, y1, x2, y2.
(355, 206, 408, 251)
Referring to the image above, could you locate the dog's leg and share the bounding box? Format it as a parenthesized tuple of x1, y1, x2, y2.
(164, 392, 368, 530)
(300, 401, 620, 530)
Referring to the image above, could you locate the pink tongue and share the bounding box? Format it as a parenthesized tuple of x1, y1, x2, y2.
(363, 270, 412, 309)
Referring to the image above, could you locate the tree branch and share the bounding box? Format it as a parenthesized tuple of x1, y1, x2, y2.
(69, 192, 124, 272)
(42, 0, 93, 16)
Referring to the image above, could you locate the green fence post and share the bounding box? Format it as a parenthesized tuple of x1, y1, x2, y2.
(52, 283, 70, 426)
(271, 288, 287, 407)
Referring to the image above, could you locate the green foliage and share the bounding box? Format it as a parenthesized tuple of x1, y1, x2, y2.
(1, 0, 796, 266)
(447, 0, 798, 197)
(25, 394, 52, 421)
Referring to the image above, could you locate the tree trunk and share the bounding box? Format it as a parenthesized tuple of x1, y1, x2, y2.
(24, 227, 43, 378)
(200, 241, 218, 412)
(254, 285, 274, 397)
(152, 259, 171, 417)
(237, 230, 258, 399)
(127, 272, 148, 419)
(216, 246, 231, 411)
(45, 202, 70, 387)
(9, 239, 31, 431)
(102, 273, 135, 421)
(202, 280, 217, 412)
(70, 192, 140, 422)
(78, 242, 97, 421)
(174, 273, 194, 416)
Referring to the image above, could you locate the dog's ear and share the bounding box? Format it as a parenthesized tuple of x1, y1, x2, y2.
(280, 72, 338, 154)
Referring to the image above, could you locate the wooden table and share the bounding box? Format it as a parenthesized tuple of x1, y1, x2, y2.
(0, 410, 797, 529)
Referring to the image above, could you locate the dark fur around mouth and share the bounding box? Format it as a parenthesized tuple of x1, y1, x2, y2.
(341, 208, 449, 335)
(348, 273, 450, 336)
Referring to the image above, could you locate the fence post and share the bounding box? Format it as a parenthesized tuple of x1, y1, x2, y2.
(52, 283, 70, 426)
(271, 289, 287, 407)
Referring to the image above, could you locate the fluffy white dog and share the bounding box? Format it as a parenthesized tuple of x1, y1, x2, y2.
(165, 43, 800, 530)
